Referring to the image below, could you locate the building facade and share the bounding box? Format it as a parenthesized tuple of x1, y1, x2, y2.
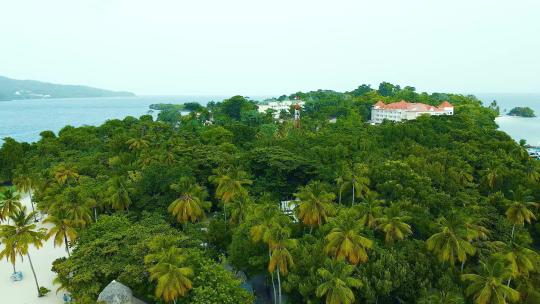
(371, 100, 453, 124)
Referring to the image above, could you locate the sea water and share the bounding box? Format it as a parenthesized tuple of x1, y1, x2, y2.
(0, 96, 227, 143)
(0, 93, 538, 145)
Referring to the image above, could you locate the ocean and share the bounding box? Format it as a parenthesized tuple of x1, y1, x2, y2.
(475, 93, 540, 146)
(0, 96, 227, 143)
(0, 93, 538, 145)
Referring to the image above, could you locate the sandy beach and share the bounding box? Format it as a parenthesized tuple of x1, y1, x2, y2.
(0, 195, 67, 304)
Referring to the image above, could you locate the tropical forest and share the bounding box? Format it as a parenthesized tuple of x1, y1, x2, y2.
(1, 83, 539, 304)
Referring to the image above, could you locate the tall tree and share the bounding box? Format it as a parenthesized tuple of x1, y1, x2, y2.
(0, 207, 47, 297)
(168, 178, 210, 225)
(324, 212, 373, 264)
(0, 187, 22, 223)
(209, 167, 252, 221)
(44, 208, 79, 257)
(343, 163, 370, 205)
(505, 201, 537, 239)
(461, 258, 520, 304)
(427, 215, 477, 269)
(316, 260, 363, 304)
(294, 181, 336, 231)
(106, 175, 132, 212)
(145, 246, 194, 304)
(268, 226, 297, 304)
(353, 191, 383, 229)
(376, 205, 412, 244)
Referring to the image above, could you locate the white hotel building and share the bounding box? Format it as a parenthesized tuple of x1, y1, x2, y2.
(371, 100, 454, 124)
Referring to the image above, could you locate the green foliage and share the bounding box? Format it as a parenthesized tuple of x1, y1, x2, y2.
(1, 82, 539, 303)
(508, 107, 535, 117)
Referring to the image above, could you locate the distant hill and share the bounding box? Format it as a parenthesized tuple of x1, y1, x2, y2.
(0, 75, 135, 101)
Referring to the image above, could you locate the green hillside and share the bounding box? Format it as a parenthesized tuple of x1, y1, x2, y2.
(0, 75, 135, 100)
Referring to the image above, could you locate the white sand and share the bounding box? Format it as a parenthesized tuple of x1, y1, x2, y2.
(0, 195, 68, 304)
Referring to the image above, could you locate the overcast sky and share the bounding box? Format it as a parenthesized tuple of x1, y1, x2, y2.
(1, 0, 539, 95)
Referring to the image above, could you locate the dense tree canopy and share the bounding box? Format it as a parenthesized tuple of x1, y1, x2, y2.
(1, 82, 539, 303)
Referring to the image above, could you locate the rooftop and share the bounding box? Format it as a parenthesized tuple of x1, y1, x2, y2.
(373, 100, 453, 112)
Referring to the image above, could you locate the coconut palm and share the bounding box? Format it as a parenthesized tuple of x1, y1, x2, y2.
(325, 212, 373, 264)
(417, 290, 465, 304)
(268, 226, 297, 304)
(316, 260, 363, 304)
(53, 165, 79, 186)
(505, 201, 537, 239)
(106, 175, 132, 211)
(499, 243, 538, 286)
(376, 206, 412, 244)
(461, 258, 520, 304)
(126, 137, 150, 151)
(294, 181, 336, 231)
(250, 207, 283, 304)
(228, 195, 251, 225)
(427, 215, 477, 269)
(0, 207, 47, 297)
(0, 187, 22, 223)
(13, 171, 39, 217)
(168, 178, 210, 225)
(208, 167, 252, 221)
(353, 191, 383, 229)
(145, 246, 194, 304)
(334, 164, 350, 205)
(342, 163, 370, 205)
(44, 208, 80, 257)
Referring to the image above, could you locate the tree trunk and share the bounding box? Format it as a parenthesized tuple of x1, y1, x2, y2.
(12, 262, 16, 273)
(93, 208, 98, 222)
(507, 277, 512, 287)
(64, 231, 71, 257)
(173, 298, 177, 304)
(352, 183, 355, 205)
(511, 224, 516, 239)
(460, 259, 465, 272)
(338, 189, 342, 205)
(29, 192, 37, 222)
(269, 249, 277, 304)
(223, 203, 227, 222)
(27, 252, 41, 297)
(277, 267, 282, 304)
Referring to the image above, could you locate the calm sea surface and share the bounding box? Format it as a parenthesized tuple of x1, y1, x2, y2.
(0, 96, 227, 143)
(0, 93, 538, 145)
(475, 93, 540, 146)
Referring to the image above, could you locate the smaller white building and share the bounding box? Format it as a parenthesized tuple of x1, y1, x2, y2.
(258, 100, 305, 118)
(371, 100, 453, 124)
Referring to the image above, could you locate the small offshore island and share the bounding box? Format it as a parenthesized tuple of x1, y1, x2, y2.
(1, 82, 540, 304)
(508, 106, 536, 117)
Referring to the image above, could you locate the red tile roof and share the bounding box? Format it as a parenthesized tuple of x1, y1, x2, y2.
(373, 100, 452, 112)
(439, 101, 453, 108)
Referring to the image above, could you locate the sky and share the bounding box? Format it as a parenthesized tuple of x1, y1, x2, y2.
(1, 0, 539, 96)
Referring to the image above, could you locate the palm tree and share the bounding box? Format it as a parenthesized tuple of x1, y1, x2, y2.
(334, 164, 350, 205)
(168, 178, 210, 225)
(13, 172, 39, 218)
(126, 137, 150, 151)
(483, 166, 501, 191)
(268, 226, 297, 304)
(106, 175, 132, 211)
(376, 206, 412, 244)
(53, 165, 79, 186)
(0, 187, 22, 223)
(342, 163, 370, 205)
(44, 208, 79, 257)
(417, 290, 465, 304)
(316, 260, 363, 304)
(353, 191, 383, 229)
(208, 167, 252, 221)
(228, 195, 251, 225)
(461, 258, 520, 304)
(145, 246, 194, 304)
(427, 215, 477, 269)
(499, 243, 538, 286)
(325, 213, 373, 264)
(505, 201, 537, 239)
(294, 181, 336, 231)
(0, 207, 47, 297)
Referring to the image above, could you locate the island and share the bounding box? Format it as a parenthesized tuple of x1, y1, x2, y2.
(508, 106, 536, 117)
(0, 75, 135, 101)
